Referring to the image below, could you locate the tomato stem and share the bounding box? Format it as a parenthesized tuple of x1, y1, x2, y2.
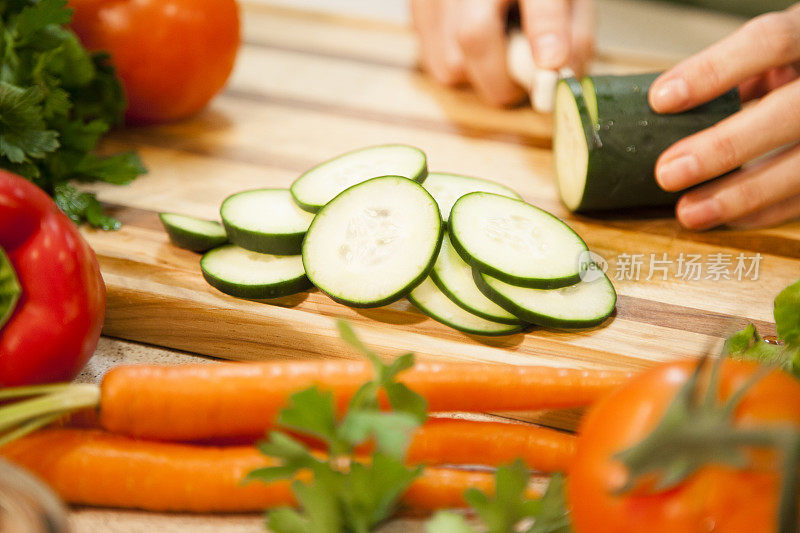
(777, 430, 800, 533)
(615, 356, 800, 531)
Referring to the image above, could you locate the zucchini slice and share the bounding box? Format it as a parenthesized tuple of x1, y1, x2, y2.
(201, 245, 311, 299)
(474, 269, 617, 329)
(555, 73, 740, 212)
(302, 176, 442, 308)
(431, 234, 525, 325)
(408, 277, 524, 336)
(290, 144, 428, 213)
(221, 189, 314, 255)
(159, 213, 228, 252)
(449, 192, 588, 289)
(422, 172, 521, 224)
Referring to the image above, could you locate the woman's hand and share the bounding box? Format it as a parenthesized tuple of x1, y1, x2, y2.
(650, 6, 800, 230)
(411, 0, 594, 106)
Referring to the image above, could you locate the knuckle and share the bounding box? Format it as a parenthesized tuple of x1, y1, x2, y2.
(455, 25, 487, 54)
(690, 55, 723, 91)
(432, 64, 463, 86)
(573, 33, 594, 55)
(748, 12, 799, 59)
(708, 130, 741, 170)
(721, 178, 767, 216)
(486, 90, 522, 107)
(525, 0, 569, 26)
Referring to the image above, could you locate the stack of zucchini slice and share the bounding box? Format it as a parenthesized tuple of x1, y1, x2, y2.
(161, 144, 617, 336)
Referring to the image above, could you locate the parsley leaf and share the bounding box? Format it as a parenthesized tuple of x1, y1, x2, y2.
(339, 410, 420, 458)
(13, 0, 71, 46)
(0, 82, 59, 162)
(337, 321, 427, 423)
(465, 460, 542, 533)
(277, 387, 340, 448)
(53, 183, 120, 230)
(0, 1, 144, 228)
(247, 321, 426, 533)
(527, 474, 572, 533)
(726, 278, 800, 377)
(775, 279, 800, 350)
(428, 467, 573, 533)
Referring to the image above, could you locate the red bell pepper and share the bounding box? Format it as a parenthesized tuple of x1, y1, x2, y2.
(0, 171, 106, 386)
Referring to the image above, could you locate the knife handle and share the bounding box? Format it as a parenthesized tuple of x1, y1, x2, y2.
(506, 30, 573, 113)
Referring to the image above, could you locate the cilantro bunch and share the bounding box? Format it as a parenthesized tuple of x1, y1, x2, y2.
(0, 0, 145, 229)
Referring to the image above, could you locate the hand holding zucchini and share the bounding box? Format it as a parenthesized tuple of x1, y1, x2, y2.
(554, 73, 740, 212)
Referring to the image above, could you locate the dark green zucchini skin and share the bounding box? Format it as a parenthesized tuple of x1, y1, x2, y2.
(566, 73, 740, 212)
(222, 222, 305, 256)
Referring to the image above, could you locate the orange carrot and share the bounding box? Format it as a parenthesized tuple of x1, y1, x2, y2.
(402, 467, 540, 510)
(98, 360, 632, 440)
(405, 418, 576, 473)
(183, 418, 576, 473)
(0, 428, 536, 513)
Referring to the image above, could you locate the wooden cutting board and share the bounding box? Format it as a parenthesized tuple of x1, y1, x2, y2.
(81, 3, 800, 382)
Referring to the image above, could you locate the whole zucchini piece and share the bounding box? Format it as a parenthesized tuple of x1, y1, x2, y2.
(554, 73, 740, 212)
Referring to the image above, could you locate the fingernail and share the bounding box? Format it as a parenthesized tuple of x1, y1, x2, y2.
(657, 154, 699, 191)
(651, 78, 690, 111)
(534, 33, 567, 69)
(678, 197, 723, 230)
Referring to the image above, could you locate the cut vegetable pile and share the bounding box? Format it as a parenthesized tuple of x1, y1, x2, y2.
(160, 144, 616, 335)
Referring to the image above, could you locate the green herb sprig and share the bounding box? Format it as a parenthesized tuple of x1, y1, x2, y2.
(246, 320, 427, 533)
(0, 0, 145, 229)
(725, 278, 800, 377)
(427, 466, 572, 533)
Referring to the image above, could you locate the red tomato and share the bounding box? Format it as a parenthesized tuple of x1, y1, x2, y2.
(569, 359, 800, 533)
(68, 0, 240, 124)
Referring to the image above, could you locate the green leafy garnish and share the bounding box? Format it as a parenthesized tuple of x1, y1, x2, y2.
(246, 320, 427, 533)
(725, 279, 800, 376)
(427, 467, 572, 533)
(464, 460, 541, 533)
(0, 0, 145, 228)
(0, 246, 21, 330)
(525, 475, 572, 533)
(775, 279, 800, 349)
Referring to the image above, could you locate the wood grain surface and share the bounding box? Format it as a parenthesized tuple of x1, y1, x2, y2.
(82, 2, 798, 397)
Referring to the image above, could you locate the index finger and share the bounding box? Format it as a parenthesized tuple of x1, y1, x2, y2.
(649, 8, 800, 113)
(520, 0, 571, 70)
